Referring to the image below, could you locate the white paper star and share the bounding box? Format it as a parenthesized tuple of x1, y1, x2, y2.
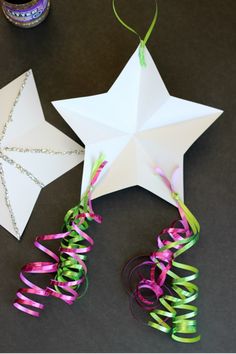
(53, 47, 223, 206)
(0, 70, 84, 239)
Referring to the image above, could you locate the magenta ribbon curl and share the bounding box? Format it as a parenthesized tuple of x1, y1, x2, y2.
(123, 167, 201, 343)
(13, 159, 107, 317)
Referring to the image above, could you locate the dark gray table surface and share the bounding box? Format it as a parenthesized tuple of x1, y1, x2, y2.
(0, 0, 235, 352)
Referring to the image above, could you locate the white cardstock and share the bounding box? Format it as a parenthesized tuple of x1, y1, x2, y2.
(0, 70, 84, 239)
(53, 47, 223, 206)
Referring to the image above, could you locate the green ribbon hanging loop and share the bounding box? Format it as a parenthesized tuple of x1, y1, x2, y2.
(112, 0, 158, 67)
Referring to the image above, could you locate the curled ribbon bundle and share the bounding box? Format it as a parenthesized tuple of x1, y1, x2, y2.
(124, 168, 201, 343)
(13, 155, 107, 317)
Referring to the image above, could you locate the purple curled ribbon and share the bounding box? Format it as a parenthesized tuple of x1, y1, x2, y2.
(13, 157, 107, 317)
(123, 168, 201, 343)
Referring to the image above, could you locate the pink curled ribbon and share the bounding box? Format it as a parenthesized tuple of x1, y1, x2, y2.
(123, 168, 201, 343)
(13, 156, 107, 317)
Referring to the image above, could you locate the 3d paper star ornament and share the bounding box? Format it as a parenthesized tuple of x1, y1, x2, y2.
(0, 70, 84, 239)
(53, 47, 223, 206)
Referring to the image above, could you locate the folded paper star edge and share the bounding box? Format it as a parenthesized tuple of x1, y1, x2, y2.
(0, 70, 84, 239)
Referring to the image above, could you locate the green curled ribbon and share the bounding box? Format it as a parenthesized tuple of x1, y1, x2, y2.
(148, 192, 201, 343)
(112, 0, 158, 67)
(48, 155, 108, 304)
(13, 155, 107, 317)
(124, 170, 201, 343)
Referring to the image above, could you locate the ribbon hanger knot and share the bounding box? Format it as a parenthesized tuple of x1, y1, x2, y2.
(171, 192, 180, 201)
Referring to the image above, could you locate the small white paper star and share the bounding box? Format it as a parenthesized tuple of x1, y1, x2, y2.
(53, 47, 223, 206)
(0, 70, 84, 239)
